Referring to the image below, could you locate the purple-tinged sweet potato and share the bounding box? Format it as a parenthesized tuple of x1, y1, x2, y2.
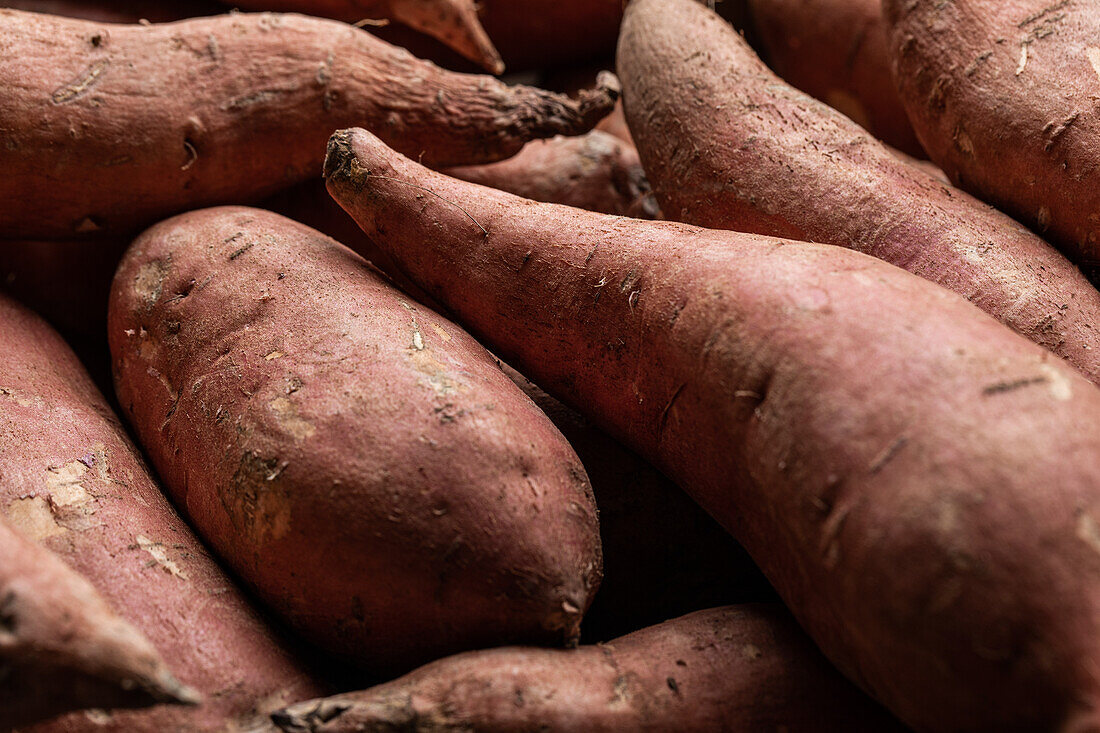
(267, 605, 904, 732)
(0, 292, 322, 732)
(618, 0, 1100, 385)
(325, 127, 1100, 732)
(0, 518, 196, 729)
(222, 0, 504, 74)
(108, 206, 602, 675)
(0, 9, 618, 241)
(884, 0, 1100, 275)
(446, 132, 660, 219)
(745, 0, 924, 155)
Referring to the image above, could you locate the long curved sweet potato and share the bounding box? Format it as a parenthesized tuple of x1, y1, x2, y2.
(2, 0, 224, 22)
(223, 0, 503, 74)
(745, 0, 923, 155)
(108, 206, 602, 675)
(883, 0, 1100, 274)
(325, 127, 1100, 732)
(446, 132, 660, 220)
(0, 518, 196, 729)
(618, 0, 1100, 385)
(0, 9, 618, 241)
(0, 293, 321, 733)
(267, 605, 904, 732)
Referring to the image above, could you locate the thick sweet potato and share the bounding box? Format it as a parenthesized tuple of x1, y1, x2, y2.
(1, 0, 223, 22)
(0, 293, 321, 732)
(1, 518, 196, 729)
(884, 0, 1100, 274)
(108, 206, 602, 674)
(745, 0, 923, 155)
(267, 605, 904, 732)
(0, 9, 618, 241)
(222, 0, 503, 74)
(326, 128, 1100, 732)
(618, 0, 1100, 385)
(446, 132, 660, 220)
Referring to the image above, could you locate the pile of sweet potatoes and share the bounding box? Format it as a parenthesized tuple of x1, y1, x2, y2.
(5, 1, 1100, 731)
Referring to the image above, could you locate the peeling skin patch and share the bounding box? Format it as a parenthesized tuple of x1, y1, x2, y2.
(269, 396, 316, 440)
(741, 643, 762, 660)
(133, 259, 169, 309)
(1087, 47, 1100, 81)
(136, 535, 189, 579)
(1040, 363, 1073, 401)
(223, 452, 293, 547)
(5, 497, 66, 541)
(430, 324, 451, 342)
(51, 59, 109, 104)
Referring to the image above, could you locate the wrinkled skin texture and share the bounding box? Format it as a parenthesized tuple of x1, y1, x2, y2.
(267, 606, 904, 732)
(745, 0, 924, 155)
(619, 0, 1100, 386)
(223, 0, 504, 74)
(0, 9, 618, 241)
(883, 0, 1100, 276)
(446, 132, 660, 220)
(325, 128, 1100, 733)
(0, 295, 320, 733)
(108, 207, 602, 675)
(0, 517, 196, 729)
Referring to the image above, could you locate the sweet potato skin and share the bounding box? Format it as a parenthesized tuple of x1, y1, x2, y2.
(108, 207, 602, 674)
(883, 0, 1100, 274)
(0, 294, 321, 733)
(268, 605, 903, 732)
(618, 0, 1100, 385)
(0, 517, 196, 729)
(0, 9, 617, 241)
(1, 0, 224, 22)
(325, 127, 1100, 732)
(446, 132, 660, 219)
(745, 0, 923, 155)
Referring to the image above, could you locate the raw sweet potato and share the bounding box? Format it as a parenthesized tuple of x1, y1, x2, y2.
(745, 0, 923, 155)
(618, 0, 1100, 385)
(267, 605, 904, 732)
(0, 517, 196, 729)
(221, 0, 503, 74)
(0, 292, 322, 732)
(498, 365, 773, 643)
(883, 0, 1100, 274)
(0, 9, 618, 241)
(108, 206, 602, 674)
(1, 0, 223, 23)
(446, 132, 660, 220)
(325, 127, 1100, 732)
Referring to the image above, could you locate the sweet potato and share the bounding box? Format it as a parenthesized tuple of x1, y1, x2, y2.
(220, 0, 503, 74)
(267, 605, 904, 732)
(108, 206, 602, 674)
(446, 132, 660, 220)
(618, 0, 1100, 386)
(883, 0, 1100, 274)
(1, 0, 223, 23)
(326, 127, 1100, 732)
(0, 292, 321, 732)
(744, 0, 923, 155)
(0, 9, 618, 241)
(0, 517, 197, 729)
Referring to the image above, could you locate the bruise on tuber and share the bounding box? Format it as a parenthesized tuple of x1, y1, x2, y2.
(266, 605, 904, 733)
(0, 9, 618, 241)
(221, 0, 504, 74)
(325, 127, 1100, 733)
(883, 0, 1100, 275)
(618, 0, 1100, 386)
(108, 207, 603, 675)
(0, 517, 197, 729)
(0, 292, 322, 733)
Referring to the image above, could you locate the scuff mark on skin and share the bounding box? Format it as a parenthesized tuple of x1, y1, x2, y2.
(133, 259, 169, 309)
(741, 643, 762, 660)
(269, 396, 316, 440)
(430, 324, 451, 342)
(51, 59, 109, 104)
(5, 497, 66, 541)
(136, 535, 189, 579)
(223, 452, 293, 547)
(1087, 47, 1100, 82)
(1040, 363, 1073, 400)
(1076, 510, 1100, 556)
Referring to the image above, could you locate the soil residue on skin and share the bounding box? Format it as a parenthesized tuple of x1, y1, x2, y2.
(222, 451, 293, 547)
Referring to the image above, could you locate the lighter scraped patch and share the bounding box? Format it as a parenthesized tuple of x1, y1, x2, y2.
(1087, 47, 1100, 81)
(5, 497, 66, 541)
(1040, 363, 1073, 400)
(136, 535, 189, 579)
(268, 396, 316, 440)
(1077, 511, 1100, 556)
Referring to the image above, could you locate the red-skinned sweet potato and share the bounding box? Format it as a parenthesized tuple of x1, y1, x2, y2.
(221, 0, 503, 74)
(0, 9, 618, 241)
(618, 0, 1100, 385)
(1, 517, 197, 729)
(446, 132, 660, 219)
(883, 0, 1100, 275)
(1, 0, 224, 22)
(745, 0, 924, 155)
(325, 127, 1100, 732)
(108, 206, 602, 675)
(267, 605, 904, 732)
(0, 293, 322, 732)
